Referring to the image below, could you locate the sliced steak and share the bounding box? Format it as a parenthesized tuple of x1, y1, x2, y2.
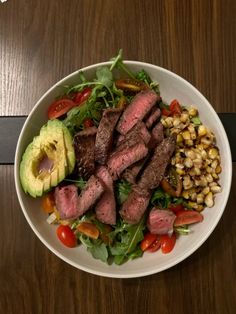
(122, 159, 145, 184)
(107, 141, 148, 180)
(138, 136, 176, 190)
(116, 90, 159, 135)
(119, 188, 151, 224)
(95, 108, 122, 165)
(73, 127, 97, 179)
(148, 122, 164, 149)
(95, 166, 116, 225)
(54, 184, 79, 220)
(77, 175, 104, 217)
(147, 208, 176, 235)
(145, 107, 161, 129)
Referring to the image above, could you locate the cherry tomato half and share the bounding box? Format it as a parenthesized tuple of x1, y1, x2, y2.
(47, 99, 76, 120)
(174, 210, 204, 227)
(161, 108, 171, 116)
(168, 204, 185, 214)
(73, 87, 92, 105)
(140, 232, 158, 251)
(160, 233, 176, 254)
(146, 236, 161, 252)
(83, 118, 94, 128)
(56, 225, 77, 248)
(170, 99, 182, 115)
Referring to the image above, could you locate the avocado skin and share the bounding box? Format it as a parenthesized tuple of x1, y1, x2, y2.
(20, 119, 75, 198)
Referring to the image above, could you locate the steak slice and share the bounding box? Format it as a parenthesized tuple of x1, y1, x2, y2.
(138, 136, 176, 190)
(95, 166, 116, 225)
(122, 158, 146, 184)
(73, 127, 97, 179)
(116, 90, 159, 135)
(77, 175, 104, 217)
(148, 122, 164, 149)
(117, 121, 151, 150)
(147, 208, 176, 235)
(107, 141, 148, 180)
(54, 184, 79, 220)
(119, 188, 151, 224)
(145, 107, 161, 129)
(95, 108, 122, 165)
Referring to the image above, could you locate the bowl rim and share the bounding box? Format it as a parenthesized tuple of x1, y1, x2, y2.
(14, 60, 232, 278)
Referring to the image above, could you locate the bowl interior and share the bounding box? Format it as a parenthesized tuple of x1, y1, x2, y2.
(14, 61, 232, 278)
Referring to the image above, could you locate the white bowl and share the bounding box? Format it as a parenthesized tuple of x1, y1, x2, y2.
(14, 61, 232, 278)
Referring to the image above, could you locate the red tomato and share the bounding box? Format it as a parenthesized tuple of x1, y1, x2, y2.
(140, 232, 158, 251)
(56, 225, 77, 248)
(83, 118, 94, 128)
(48, 99, 76, 119)
(73, 87, 92, 105)
(169, 204, 185, 214)
(174, 210, 203, 227)
(146, 236, 161, 252)
(161, 108, 171, 116)
(160, 233, 176, 254)
(170, 99, 182, 115)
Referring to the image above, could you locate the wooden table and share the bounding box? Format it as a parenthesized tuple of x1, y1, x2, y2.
(0, 1, 235, 313)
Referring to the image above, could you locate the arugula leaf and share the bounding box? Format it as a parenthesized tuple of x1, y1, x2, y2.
(115, 180, 132, 205)
(110, 49, 136, 79)
(96, 66, 113, 87)
(175, 225, 191, 235)
(151, 188, 172, 208)
(64, 178, 87, 189)
(88, 242, 108, 263)
(135, 69, 152, 85)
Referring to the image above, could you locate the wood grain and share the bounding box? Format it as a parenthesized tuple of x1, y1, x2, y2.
(1, 0, 236, 313)
(0, 165, 236, 313)
(0, 0, 235, 115)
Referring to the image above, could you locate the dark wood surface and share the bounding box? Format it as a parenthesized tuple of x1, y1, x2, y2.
(0, 0, 236, 313)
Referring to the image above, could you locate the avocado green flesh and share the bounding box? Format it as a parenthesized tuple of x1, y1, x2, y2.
(19, 119, 75, 197)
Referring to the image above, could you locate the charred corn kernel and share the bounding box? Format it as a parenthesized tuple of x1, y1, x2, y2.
(206, 166, 213, 173)
(194, 167, 201, 175)
(173, 118, 181, 127)
(183, 175, 193, 189)
(209, 182, 217, 187)
(191, 132, 197, 140)
(208, 148, 218, 159)
(211, 159, 218, 169)
(202, 186, 210, 195)
(182, 131, 191, 140)
(161, 118, 167, 128)
(185, 139, 194, 146)
(176, 163, 185, 169)
(190, 192, 197, 201)
(188, 106, 198, 117)
(201, 137, 212, 147)
(184, 157, 193, 168)
(193, 158, 202, 167)
(180, 112, 189, 123)
(206, 174, 213, 183)
(212, 173, 219, 179)
(182, 190, 190, 199)
(177, 134, 183, 143)
(165, 117, 174, 127)
(188, 201, 198, 210)
(215, 165, 222, 174)
(211, 185, 222, 193)
(205, 192, 214, 207)
(198, 125, 207, 137)
(197, 193, 204, 204)
(199, 176, 208, 187)
(185, 150, 196, 159)
(176, 168, 185, 175)
(195, 205, 204, 212)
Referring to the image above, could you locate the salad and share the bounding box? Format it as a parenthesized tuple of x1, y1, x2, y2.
(20, 50, 222, 265)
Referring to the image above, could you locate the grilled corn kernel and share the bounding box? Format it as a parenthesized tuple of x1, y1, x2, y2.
(212, 173, 219, 180)
(182, 190, 190, 199)
(161, 119, 167, 128)
(190, 192, 197, 201)
(185, 139, 194, 146)
(195, 205, 204, 212)
(188, 124, 195, 133)
(194, 167, 201, 176)
(211, 159, 218, 169)
(176, 163, 185, 169)
(198, 125, 207, 137)
(215, 165, 222, 174)
(182, 131, 191, 140)
(191, 132, 197, 140)
(205, 192, 214, 207)
(201, 137, 212, 147)
(183, 175, 193, 189)
(208, 148, 218, 159)
(199, 176, 208, 187)
(173, 118, 181, 127)
(211, 185, 222, 193)
(193, 158, 202, 167)
(188, 106, 198, 117)
(202, 186, 210, 195)
(197, 193, 204, 204)
(180, 112, 189, 123)
(176, 134, 183, 143)
(188, 201, 198, 209)
(176, 168, 185, 175)
(185, 150, 196, 160)
(165, 117, 174, 128)
(184, 157, 193, 168)
(206, 174, 213, 183)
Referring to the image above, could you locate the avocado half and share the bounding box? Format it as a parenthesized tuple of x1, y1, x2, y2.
(20, 119, 75, 198)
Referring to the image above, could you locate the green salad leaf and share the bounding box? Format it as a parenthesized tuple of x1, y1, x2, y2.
(115, 180, 132, 205)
